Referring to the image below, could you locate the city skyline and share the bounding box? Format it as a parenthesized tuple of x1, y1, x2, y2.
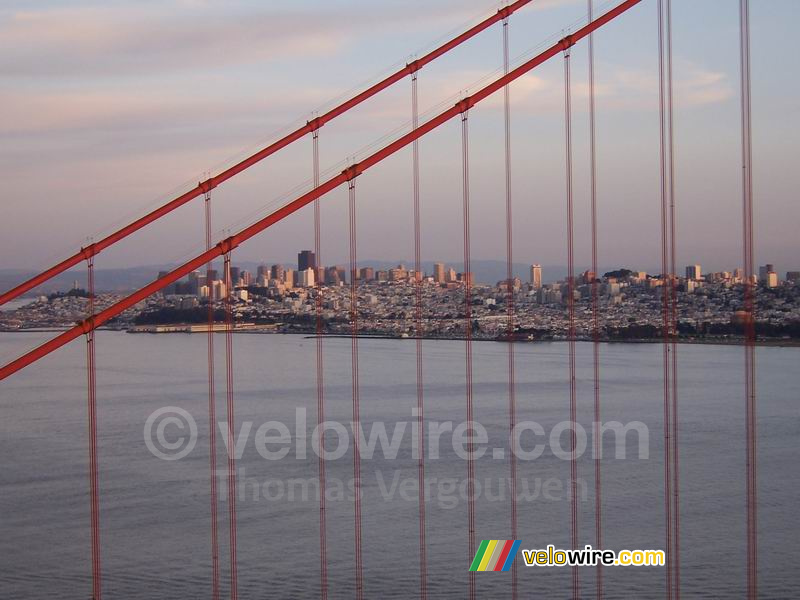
(2, 0, 798, 274)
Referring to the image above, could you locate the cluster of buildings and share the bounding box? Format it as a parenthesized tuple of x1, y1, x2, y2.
(129, 253, 800, 340)
(2, 252, 799, 341)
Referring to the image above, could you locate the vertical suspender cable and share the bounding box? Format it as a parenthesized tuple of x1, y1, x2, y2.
(563, 48, 579, 600)
(348, 178, 364, 600)
(461, 108, 476, 600)
(657, 2, 674, 597)
(223, 253, 238, 600)
(738, 1, 757, 597)
(312, 128, 329, 600)
(665, 2, 680, 597)
(85, 252, 101, 600)
(411, 70, 429, 600)
(587, 2, 603, 598)
(502, 16, 519, 600)
(205, 193, 221, 600)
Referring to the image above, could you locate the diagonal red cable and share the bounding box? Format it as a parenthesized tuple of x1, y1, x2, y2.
(0, 0, 646, 381)
(0, 0, 537, 308)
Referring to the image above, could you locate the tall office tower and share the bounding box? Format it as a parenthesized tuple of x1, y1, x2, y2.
(530, 264, 542, 289)
(206, 269, 219, 283)
(359, 267, 375, 281)
(389, 265, 408, 281)
(786, 271, 800, 282)
(257, 264, 270, 279)
(270, 264, 285, 281)
(298, 268, 315, 287)
(230, 266, 240, 285)
(734, 268, 744, 281)
(765, 271, 778, 288)
(685, 264, 702, 280)
(336, 266, 347, 283)
(324, 266, 340, 285)
(433, 262, 445, 283)
(211, 280, 227, 301)
(284, 269, 295, 289)
(240, 270, 251, 286)
(298, 250, 316, 273)
(446, 268, 457, 283)
(759, 264, 775, 283)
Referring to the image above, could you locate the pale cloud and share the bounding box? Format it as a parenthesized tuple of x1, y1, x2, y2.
(0, 6, 347, 79)
(0, 1, 504, 80)
(430, 58, 734, 115)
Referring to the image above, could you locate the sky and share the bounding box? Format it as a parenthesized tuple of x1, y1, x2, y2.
(1, 0, 798, 277)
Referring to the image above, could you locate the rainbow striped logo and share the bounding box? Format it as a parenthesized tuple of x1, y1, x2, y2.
(469, 540, 521, 572)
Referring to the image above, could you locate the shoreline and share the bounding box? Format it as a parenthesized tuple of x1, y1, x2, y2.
(1, 327, 797, 348)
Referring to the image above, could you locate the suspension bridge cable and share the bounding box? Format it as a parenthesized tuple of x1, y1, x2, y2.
(347, 178, 365, 600)
(563, 47, 580, 600)
(665, 2, 680, 597)
(223, 253, 239, 600)
(657, 2, 674, 597)
(205, 193, 221, 600)
(587, 2, 603, 598)
(312, 128, 329, 600)
(0, 0, 646, 381)
(411, 69, 429, 600)
(0, 0, 537, 308)
(502, 16, 519, 600)
(461, 108, 477, 600)
(738, 1, 757, 597)
(84, 253, 101, 600)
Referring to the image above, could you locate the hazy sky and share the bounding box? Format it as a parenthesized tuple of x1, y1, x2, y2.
(1, 0, 798, 277)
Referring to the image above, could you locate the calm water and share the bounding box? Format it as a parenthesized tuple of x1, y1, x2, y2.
(0, 332, 798, 599)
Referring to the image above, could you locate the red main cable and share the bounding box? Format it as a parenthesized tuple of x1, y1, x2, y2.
(205, 193, 221, 600)
(563, 48, 580, 600)
(411, 71, 429, 600)
(0, 0, 645, 381)
(348, 179, 365, 600)
(0, 0, 536, 308)
(461, 109, 477, 600)
(587, 2, 604, 599)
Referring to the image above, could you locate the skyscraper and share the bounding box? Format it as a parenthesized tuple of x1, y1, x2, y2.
(270, 264, 285, 281)
(298, 250, 316, 273)
(530, 264, 542, 289)
(433, 262, 445, 283)
(685, 264, 701, 280)
(759, 264, 775, 283)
